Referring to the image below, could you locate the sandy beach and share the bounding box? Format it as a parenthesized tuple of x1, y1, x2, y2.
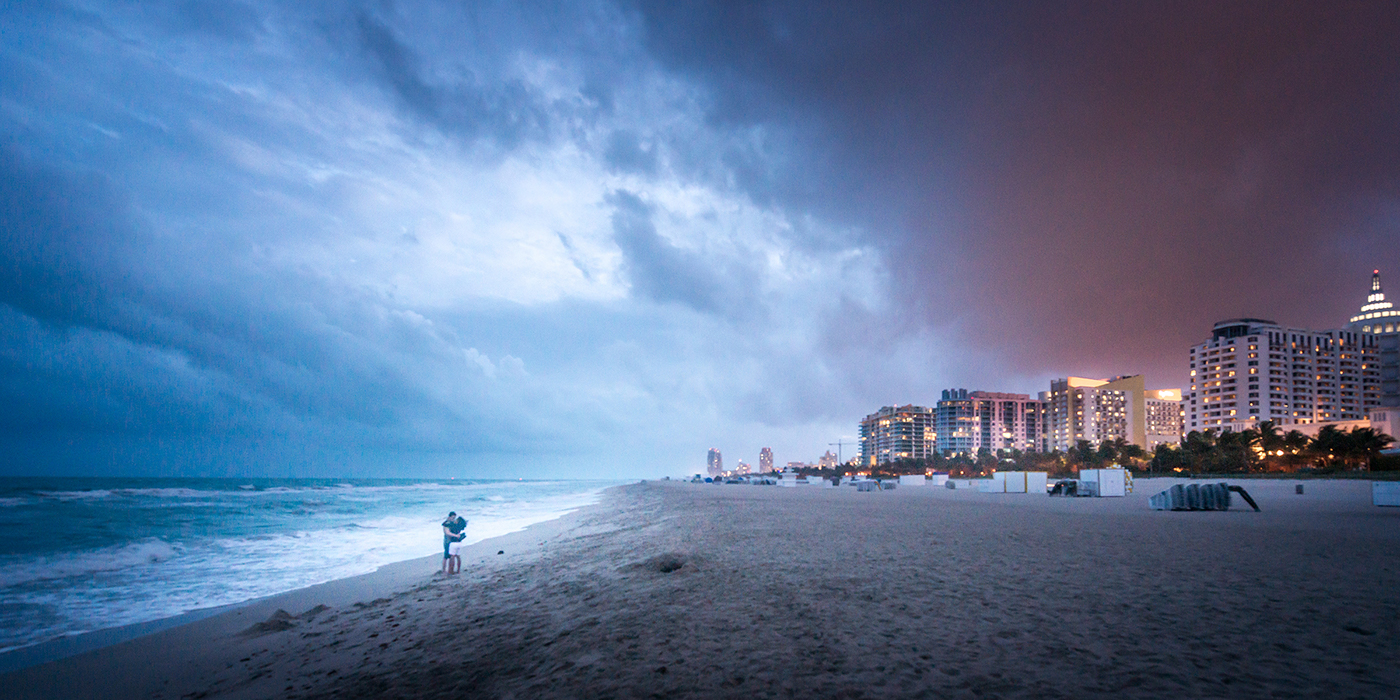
(5, 478, 1399, 699)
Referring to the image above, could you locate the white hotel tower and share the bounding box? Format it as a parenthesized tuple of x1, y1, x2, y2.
(1186, 319, 1379, 432)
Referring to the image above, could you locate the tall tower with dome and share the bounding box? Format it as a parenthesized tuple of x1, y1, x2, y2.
(1348, 270, 1400, 406)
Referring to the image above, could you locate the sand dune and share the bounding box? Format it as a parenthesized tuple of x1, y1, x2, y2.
(5, 478, 1399, 698)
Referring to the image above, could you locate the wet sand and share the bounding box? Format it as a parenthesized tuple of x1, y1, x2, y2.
(5, 478, 1399, 699)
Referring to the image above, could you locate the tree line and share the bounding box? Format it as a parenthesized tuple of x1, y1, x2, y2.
(1147, 421, 1394, 474)
(855, 421, 1394, 477)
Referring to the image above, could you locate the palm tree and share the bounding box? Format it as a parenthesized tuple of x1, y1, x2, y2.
(1346, 427, 1395, 471)
(1282, 430, 1310, 470)
(975, 448, 997, 476)
(947, 453, 975, 478)
(1182, 429, 1217, 472)
(1096, 439, 1119, 467)
(1120, 442, 1147, 468)
(1310, 425, 1349, 470)
(1068, 439, 1094, 469)
(1150, 443, 1184, 473)
(1256, 420, 1284, 470)
(926, 451, 948, 474)
(1042, 449, 1070, 477)
(1217, 429, 1259, 473)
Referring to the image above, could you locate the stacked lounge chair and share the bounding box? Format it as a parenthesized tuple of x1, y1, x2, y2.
(1149, 482, 1260, 512)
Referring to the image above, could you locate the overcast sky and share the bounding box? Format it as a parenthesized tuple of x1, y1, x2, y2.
(3, 1, 1398, 477)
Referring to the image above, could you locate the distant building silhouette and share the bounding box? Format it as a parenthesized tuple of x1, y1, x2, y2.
(707, 448, 723, 477)
(736, 461, 751, 475)
(759, 447, 773, 473)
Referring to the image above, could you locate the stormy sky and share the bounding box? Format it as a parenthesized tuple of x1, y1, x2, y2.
(2, 1, 1397, 477)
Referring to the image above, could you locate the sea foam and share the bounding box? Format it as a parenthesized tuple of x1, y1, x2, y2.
(0, 477, 612, 654)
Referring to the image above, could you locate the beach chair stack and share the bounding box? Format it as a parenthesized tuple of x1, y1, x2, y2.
(1148, 484, 1237, 512)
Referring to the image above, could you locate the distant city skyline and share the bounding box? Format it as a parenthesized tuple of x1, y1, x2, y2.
(852, 269, 1398, 468)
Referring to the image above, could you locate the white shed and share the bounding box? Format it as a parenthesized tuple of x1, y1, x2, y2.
(1078, 468, 1127, 497)
(1025, 471, 1049, 494)
(996, 471, 1028, 493)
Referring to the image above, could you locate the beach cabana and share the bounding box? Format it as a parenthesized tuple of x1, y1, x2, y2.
(1077, 468, 1128, 497)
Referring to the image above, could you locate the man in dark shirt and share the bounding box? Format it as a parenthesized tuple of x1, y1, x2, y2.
(442, 511, 467, 574)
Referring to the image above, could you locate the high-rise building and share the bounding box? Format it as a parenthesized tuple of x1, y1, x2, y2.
(858, 405, 936, 465)
(1046, 376, 1132, 451)
(1347, 270, 1400, 406)
(934, 389, 1048, 455)
(1186, 318, 1378, 432)
(706, 448, 723, 477)
(759, 447, 774, 473)
(1045, 375, 1180, 451)
(1144, 389, 1185, 448)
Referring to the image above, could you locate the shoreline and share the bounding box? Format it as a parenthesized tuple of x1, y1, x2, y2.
(0, 486, 618, 685)
(6, 478, 1398, 698)
(0, 477, 615, 667)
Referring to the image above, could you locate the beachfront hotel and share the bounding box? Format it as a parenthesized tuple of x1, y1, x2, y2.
(1347, 270, 1400, 405)
(1144, 389, 1186, 448)
(1044, 375, 1183, 451)
(759, 447, 774, 473)
(1185, 318, 1379, 432)
(706, 448, 723, 477)
(858, 404, 937, 466)
(933, 389, 1049, 456)
(858, 378, 1181, 462)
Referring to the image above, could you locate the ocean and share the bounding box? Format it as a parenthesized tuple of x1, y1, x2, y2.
(0, 477, 615, 654)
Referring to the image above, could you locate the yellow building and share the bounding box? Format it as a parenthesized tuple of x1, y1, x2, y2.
(1046, 375, 1181, 451)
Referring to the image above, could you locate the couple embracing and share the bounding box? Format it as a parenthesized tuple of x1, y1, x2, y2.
(442, 511, 467, 574)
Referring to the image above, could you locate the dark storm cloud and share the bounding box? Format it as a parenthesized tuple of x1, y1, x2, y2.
(0, 147, 535, 471)
(346, 9, 534, 138)
(602, 129, 657, 175)
(345, 4, 597, 152)
(7, 0, 1396, 478)
(633, 0, 1400, 387)
(3, 0, 849, 477)
(0, 145, 137, 329)
(609, 189, 721, 312)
